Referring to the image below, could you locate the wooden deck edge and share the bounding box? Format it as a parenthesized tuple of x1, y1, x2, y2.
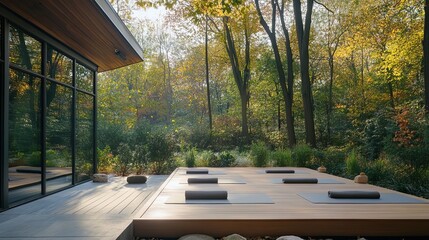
(116, 222, 133, 240)
(132, 168, 178, 218)
(133, 219, 429, 238)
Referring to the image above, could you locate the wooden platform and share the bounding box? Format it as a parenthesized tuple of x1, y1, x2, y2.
(134, 167, 429, 238)
(0, 175, 167, 240)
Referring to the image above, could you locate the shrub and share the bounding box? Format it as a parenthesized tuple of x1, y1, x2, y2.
(217, 151, 236, 167)
(292, 144, 313, 167)
(184, 147, 196, 167)
(271, 149, 293, 167)
(116, 143, 134, 176)
(364, 155, 391, 184)
(314, 146, 347, 175)
(345, 149, 362, 177)
(147, 130, 174, 174)
(97, 146, 118, 173)
(250, 141, 269, 167)
(197, 150, 217, 167)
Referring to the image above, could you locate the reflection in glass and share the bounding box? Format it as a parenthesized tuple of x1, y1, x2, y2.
(47, 46, 73, 85)
(46, 82, 73, 192)
(76, 93, 94, 182)
(9, 25, 41, 73)
(76, 63, 93, 92)
(8, 69, 42, 203)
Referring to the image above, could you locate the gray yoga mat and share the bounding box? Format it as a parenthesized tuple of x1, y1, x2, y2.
(299, 192, 429, 204)
(258, 169, 308, 174)
(185, 190, 228, 200)
(180, 169, 225, 175)
(180, 177, 246, 184)
(166, 193, 274, 204)
(271, 178, 344, 184)
(187, 178, 218, 184)
(328, 190, 380, 199)
(186, 169, 209, 174)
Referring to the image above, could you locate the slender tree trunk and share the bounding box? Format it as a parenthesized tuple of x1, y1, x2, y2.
(388, 81, 395, 109)
(424, 0, 429, 113)
(205, 15, 213, 131)
(293, 0, 316, 147)
(327, 53, 334, 144)
(223, 16, 249, 139)
(255, 0, 296, 147)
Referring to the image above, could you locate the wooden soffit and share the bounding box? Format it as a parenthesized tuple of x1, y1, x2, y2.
(0, 0, 144, 72)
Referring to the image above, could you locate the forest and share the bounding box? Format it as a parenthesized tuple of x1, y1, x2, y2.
(97, 0, 429, 198)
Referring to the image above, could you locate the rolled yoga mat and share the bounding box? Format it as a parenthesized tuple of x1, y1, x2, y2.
(265, 169, 295, 174)
(187, 178, 218, 184)
(282, 178, 318, 184)
(185, 190, 228, 200)
(328, 190, 381, 199)
(186, 169, 209, 174)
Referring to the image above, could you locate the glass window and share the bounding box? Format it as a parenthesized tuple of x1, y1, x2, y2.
(76, 63, 93, 92)
(47, 46, 73, 85)
(8, 69, 42, 203)
(76, 92, 94, 182)
(45, 81, 73, 192)
(9, 25, 41, 74)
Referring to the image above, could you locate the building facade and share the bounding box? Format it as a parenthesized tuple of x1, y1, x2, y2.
(0, 0, 143, 210)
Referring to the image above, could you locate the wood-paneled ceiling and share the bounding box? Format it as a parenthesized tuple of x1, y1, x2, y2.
(0, 0, 144, 72)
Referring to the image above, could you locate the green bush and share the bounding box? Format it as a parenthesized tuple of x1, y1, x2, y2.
(364, 155, 391, 184)
(197, 150, 217, 167)
(271, 149, 293, 167)
(292, 144, 313, 167)
(250, 141, 269, 167)
(97, 146, 118, 173)
(217, 151, 236, 167)
(185, 147, 196, 167)
(314, 147, 347, 175)
(116, 144, 134, 176)
(147, 130, 174, 174)
(345, 149, 362, 177)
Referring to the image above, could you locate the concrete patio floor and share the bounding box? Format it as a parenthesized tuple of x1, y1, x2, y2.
(0, 175, 168, 240)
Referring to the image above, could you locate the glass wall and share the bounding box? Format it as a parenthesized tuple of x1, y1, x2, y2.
(8, 26, 43, 203)
(8, 69, 42, 203)
(76, 93, 94, 182)
(3, 22, 96, 207)
(45, 82, 73, 192)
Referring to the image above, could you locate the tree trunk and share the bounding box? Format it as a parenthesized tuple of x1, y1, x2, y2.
(388, 81, 395, 109)
(255, 0, 296, 147)
(223, 16, 249, 139)
(327, 52, 334, 144)
(205, 15, 213, 131)
(293, 0, 316, 147)
(424, 0, 429, 113)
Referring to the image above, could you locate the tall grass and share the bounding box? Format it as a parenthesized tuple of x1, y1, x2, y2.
(250, 141, 269, 167)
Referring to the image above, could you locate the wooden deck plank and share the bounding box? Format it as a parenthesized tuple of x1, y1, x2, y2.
(0, 175, 168, 239)
(134, 167, 429, 237)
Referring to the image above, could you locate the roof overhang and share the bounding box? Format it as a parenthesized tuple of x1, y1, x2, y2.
(0, 0, 144, 72)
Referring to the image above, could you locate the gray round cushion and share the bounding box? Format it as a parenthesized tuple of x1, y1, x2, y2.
(127, 175, 147, 184)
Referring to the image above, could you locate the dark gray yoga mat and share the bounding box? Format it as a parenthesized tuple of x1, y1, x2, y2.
(186, 169, 209, 174)
(299, 192, 429, 204)
(258, 169, 309, 174)
(185, 190, 228, 200)
(187, 178, 218, 184)
(166, 193, 274, 204)
(328, 190, 380, 199)
(180, 177, 246, 184)
(266, 169, 295, 174)
(271, 178, 344, 184)
(283, 178, 318, 184)
(181, 169, 225, 175)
